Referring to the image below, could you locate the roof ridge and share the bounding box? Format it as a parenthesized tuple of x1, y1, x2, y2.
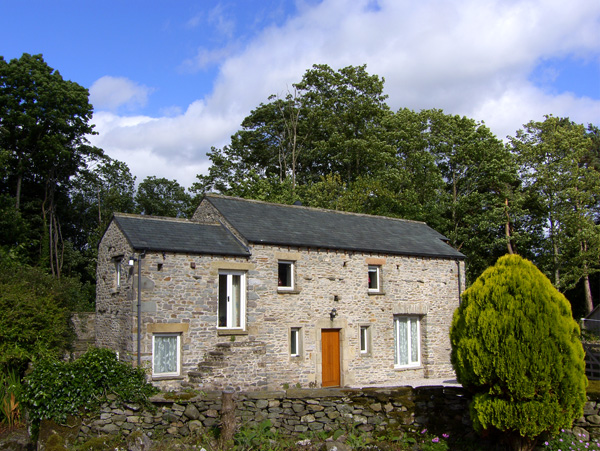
(204, 194, 427, 225)
(113, 212, 216, 225)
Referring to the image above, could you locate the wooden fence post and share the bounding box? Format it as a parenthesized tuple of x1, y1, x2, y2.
(218, 389, 236, 449)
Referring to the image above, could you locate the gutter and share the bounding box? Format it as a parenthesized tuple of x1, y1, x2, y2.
(135, 250, 146, 367)
(456, 259, 463, 304)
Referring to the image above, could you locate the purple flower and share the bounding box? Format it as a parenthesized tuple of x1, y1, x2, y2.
(442, 433, 449, 439)
(421, 429, 427, 434)
(432, 437, 439, 443)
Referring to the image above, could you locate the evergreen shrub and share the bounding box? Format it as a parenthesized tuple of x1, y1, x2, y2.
(450, 254, 587, 450)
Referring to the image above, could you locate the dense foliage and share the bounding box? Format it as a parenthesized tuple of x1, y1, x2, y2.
(21, 347, 158, 427)
(0, 258, 87, 373)
(450, 254, 587, 451)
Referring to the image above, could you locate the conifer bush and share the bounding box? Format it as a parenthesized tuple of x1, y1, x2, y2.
(450, 254, 587, 451)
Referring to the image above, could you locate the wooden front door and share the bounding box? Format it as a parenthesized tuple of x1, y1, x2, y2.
(321, 329, 341, 387)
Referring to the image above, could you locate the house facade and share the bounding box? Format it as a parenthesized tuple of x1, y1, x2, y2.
(96, 194, 465, 391)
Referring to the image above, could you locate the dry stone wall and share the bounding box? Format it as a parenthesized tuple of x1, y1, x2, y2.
(74, 387, 600, 445)
(79, 386, 471, 442)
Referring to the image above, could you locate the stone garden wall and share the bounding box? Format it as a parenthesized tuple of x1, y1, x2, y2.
(77, 386, 470, 443)
(35, 385, 600, 448)
(79, 385, 599, 442)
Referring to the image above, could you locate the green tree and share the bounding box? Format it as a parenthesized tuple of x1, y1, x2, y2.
(422, 110, 523, 283)
(135, 176, 194, 217)
(195, 64, 394, 196)
(69, 156, 136, 287)
(293, 64, 394, 183)
(510, 116, 600, 314)
(0, 259, 80, 373)
(450, 254, 586, 451)
(0, 53, 102, 277)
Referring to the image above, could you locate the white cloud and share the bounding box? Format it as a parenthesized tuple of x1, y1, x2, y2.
(89, 76, 153, 112)
(91, 0, 600, 189)
(180, 45, 236, 72)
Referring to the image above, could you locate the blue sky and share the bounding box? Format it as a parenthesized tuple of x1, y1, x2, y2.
(1, 0, 599, 188)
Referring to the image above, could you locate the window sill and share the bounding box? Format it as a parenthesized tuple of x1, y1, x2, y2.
(368, 291, 385, 296)
(359, 352, 372, 357)
(278, 289, 301, 295)
(394, 364, 422, 371)
(217, 329, 249, 336)
(152, 375, 184, 381)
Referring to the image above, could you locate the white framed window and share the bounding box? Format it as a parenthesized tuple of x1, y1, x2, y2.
(113, 258, 122, 290)
(218, 271, 246, 329)
(394, 316, 420, 368)
(360, 325, 371, 354)
(278, 261, 295, 290)
(152, 334, 181, 377)
(290, 327, 302, 357)
(368, 266, 380, 292)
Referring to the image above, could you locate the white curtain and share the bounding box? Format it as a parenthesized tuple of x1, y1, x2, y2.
(410, 319, 419, 363)
(395, 318, 408, 365)
(232, 274, 241, 328)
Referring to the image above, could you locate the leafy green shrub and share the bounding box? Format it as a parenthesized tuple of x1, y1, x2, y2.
(0, 261, 76, 373)
(21, 347, 158, 428)
(233, 419, 290, 450)
(450, 254, 587, 451)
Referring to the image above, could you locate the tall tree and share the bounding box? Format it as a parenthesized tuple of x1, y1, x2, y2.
(421, 110, 518, 280)
(135, 176, 194, 218)
(384, 109, 522, 283)
(293, 64, 394, 183)
(195, 64, 394, 195)
(510, 116, 600, 314)
(71, 156, 136, 242)
(69, 157, 136, 284)
(0, 53, 101, 277)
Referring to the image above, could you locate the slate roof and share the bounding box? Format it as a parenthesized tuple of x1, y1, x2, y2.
(112, 214, 250, 256)
(205, 195, 465, 260)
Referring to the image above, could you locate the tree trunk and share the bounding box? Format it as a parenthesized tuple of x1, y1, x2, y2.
(584, 273, 594, 315)
(549, 214, 560, 288)
(505, 198, 515, 255)
(506, 433, 536, 451)
(15, 174, 22, 210)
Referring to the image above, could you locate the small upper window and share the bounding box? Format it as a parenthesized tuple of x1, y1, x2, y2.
(368, 266, 380, 292)
(290, 327, 302, 357)
(218, 271, 246, 329)
(113, 258, 122, 290)
(278, 261, 294, 290)
(360, 325, 371, 354)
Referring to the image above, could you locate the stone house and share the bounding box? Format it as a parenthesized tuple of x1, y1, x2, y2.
(96, 194, 465, 391)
